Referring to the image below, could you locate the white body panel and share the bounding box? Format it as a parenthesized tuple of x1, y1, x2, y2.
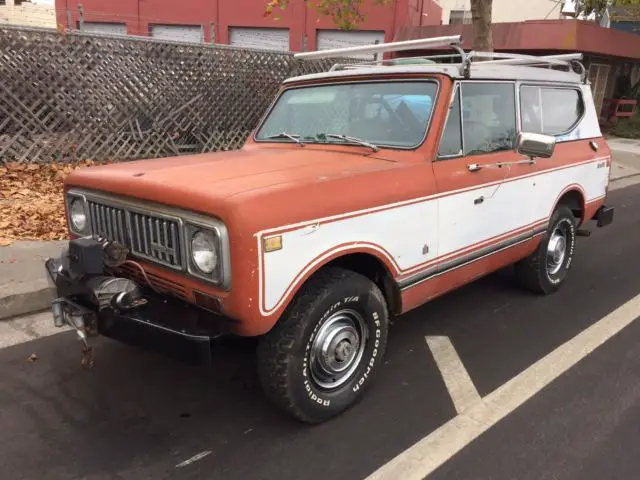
(556, 86, 602, 142)
(257, 157, 610, 315)
(435, 174, 535, 259)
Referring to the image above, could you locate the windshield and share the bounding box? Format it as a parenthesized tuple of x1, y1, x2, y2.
(255, 81, 438, 149)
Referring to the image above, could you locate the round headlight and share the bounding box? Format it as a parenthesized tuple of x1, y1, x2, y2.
(191, 231, 218, 274)
(69, 198, 87, 232)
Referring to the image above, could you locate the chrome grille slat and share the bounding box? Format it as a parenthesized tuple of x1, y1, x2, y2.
(163, 221, 169, 262)
(86, 199, 183, 270)
(116, 210, 125, 245)
(170, 223, 178, 265)
(89, 203, 98, 234)
(131, 211, 182, 269)
(142, 216, 150, 255)
(98, 205, 106, 237)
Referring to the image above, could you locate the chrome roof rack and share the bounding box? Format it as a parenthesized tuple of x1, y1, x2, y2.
(293, 35, 464, 60)
(293, 35, 587, 83)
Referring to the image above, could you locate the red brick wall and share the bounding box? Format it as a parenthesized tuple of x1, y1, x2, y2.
(56, 0, 442, 49)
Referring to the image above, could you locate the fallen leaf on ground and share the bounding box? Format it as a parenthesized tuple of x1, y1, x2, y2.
(0, 161, 98, 242)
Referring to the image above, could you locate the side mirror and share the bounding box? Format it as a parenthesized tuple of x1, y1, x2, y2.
(514, 132, 556, 159)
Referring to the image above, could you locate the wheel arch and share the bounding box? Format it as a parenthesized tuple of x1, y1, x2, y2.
(553, 185, 586, 225)
(271, 248, 402, 322)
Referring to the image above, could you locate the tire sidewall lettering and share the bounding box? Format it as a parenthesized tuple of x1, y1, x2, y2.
(546, 215, 576, 285)
(298, 291, 385, 408)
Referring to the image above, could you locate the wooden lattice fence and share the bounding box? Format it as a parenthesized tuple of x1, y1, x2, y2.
(0, 25, 339, 163)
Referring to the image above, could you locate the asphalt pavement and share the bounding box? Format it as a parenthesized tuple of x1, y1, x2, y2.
(1, 183, 640, 480)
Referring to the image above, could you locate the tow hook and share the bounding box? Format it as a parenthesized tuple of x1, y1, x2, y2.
(51, 297, 97, 368)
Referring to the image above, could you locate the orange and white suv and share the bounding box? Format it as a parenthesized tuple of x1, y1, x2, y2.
(46, 36, 614, 423)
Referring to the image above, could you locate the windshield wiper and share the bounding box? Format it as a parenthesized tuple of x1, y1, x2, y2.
(266, 132, 305, 146)
(320, 133, 379, 152)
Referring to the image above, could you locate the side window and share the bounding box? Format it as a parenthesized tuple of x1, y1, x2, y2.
(520, 86, 584, 135)
(437, 85, 462, 157)
(541, 88, 584, 134)
(460, 83, 516, 156)
(520, 86, 543, 134)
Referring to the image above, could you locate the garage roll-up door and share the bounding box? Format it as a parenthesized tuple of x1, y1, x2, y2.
(316, 30, 385, 60)
(80, 22, 127, 36)
(151, 25, 203, 43)
(229, 27, 290, 52)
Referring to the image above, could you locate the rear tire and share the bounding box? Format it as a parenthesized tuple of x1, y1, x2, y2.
(515, 205, 577, 294)
(257, 267, 389, 424)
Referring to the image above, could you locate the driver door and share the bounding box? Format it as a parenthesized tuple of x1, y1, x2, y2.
(433, 81, 535, 279)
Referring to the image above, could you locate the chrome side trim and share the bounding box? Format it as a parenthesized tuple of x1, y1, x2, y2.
(398, 224, 548, 291)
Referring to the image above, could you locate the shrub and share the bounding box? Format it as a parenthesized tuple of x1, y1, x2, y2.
(614, 114, 640, 139)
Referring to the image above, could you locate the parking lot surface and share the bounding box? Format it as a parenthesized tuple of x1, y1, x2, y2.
(1, 184, 639, 480)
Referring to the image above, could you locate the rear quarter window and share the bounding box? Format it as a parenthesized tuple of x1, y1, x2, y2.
(520, 86, 585, 136)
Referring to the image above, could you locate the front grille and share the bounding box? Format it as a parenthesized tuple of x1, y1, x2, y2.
(130, 211, 182, 268)
(87, 199, 183, 270)
(88, 201, 128, 246)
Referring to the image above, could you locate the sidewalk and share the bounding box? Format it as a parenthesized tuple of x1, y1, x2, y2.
(2, 142, 640, 321)
(0, 241, 64, 320)
(606, 137, 640, 181)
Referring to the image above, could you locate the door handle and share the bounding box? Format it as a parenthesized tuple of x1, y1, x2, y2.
(467, 159, 535, 172)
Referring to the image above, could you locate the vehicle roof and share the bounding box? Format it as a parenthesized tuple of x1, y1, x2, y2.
(284, 63, 584, 86)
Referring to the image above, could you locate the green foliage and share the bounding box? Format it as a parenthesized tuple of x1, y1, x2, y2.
(576, 0, 640, 17)
(613, 113, 640, 138)
(265, 0, 393, 30)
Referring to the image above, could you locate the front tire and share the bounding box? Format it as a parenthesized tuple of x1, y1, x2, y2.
(515, 204, 577, 294)
(257, 268, 389, 424)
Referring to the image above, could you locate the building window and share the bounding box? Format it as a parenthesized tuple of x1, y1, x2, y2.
(520, 86, 585, 135)
(449, 10, 472, 25)
(0, 0, 7, 5)
(588, 63, 611, 116)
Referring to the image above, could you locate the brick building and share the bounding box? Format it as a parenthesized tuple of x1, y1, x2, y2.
(55, 0, 442, 55)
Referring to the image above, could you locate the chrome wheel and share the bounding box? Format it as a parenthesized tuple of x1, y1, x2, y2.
(546, 222, 569, 276)
(309, 309, 368, 390)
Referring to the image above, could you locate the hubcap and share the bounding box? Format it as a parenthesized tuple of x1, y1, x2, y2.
(309, 309, 368, 390)
(546, 223, 569, 276)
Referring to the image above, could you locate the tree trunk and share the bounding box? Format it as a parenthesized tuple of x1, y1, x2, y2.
(470, 0, 493, 52)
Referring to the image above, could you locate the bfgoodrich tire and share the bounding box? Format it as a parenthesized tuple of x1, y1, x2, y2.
(257, 267, 389, 424)
(515, 205, 577, 295)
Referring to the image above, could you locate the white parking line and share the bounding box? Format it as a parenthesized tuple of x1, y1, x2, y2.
(175, 450, 212, 468)
(366, 292, 640, 480)
(426, 336, 481, 414)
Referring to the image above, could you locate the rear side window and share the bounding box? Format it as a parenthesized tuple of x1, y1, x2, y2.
(520, 86, 584, 136)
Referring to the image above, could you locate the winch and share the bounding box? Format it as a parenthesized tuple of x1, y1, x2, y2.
(45, 236, 148, 367)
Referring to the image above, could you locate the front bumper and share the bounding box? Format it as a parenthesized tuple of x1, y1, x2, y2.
(45, 248, 233, 366)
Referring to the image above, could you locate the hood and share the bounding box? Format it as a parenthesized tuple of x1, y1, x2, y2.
(65, 147, 398, 213)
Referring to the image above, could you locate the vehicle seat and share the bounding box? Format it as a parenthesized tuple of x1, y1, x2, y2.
(463, 120, 492, 153)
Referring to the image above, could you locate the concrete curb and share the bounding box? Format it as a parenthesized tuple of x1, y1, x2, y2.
(0, 279, 55, 321)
